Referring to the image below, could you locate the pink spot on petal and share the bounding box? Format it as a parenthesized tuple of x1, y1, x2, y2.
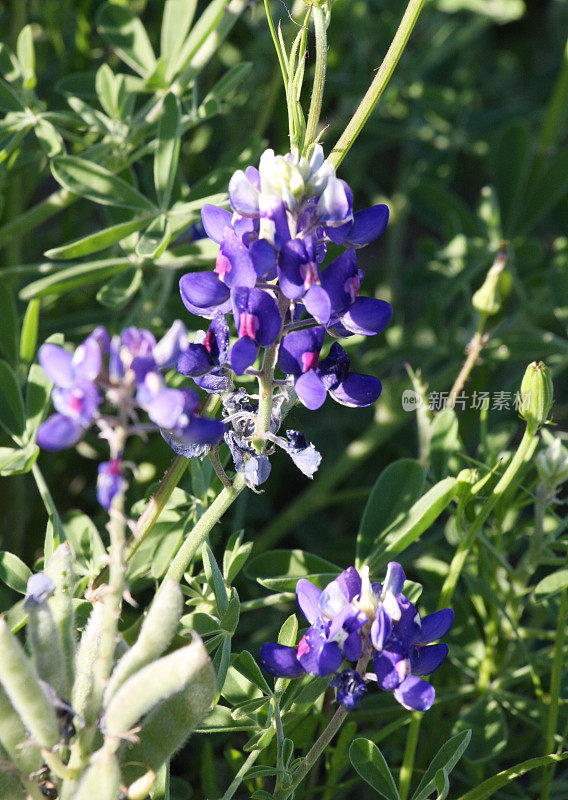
(344, 275, 361, 303)
(68, 393, 84, 415)
(297, 636, 310, 658)
(300, 261, 319, 289)
(215, 252, 232, 281)
(203, 330, 214, 354)
(301, 351, 319, 373)
(238, 312, 259, 340)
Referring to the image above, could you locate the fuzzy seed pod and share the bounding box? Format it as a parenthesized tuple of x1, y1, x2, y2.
(104, 638, 213, 739)
(72, 601, 105, 721)
(27, 603, 67, 699)
(121, 649, 216, 780)
(0, 618, 60, 749)
(519, 361, 554, 434)
(0, 683, 43, 775)
(73, 748, 121, 800)
(45, 544, 76, 697)
(105, 580, 183, 703)
(0, 751, 26, 800)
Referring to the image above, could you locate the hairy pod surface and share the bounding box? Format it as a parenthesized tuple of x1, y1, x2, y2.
(104, 579, 183, 702)
(0, 682, 43, 775)
(27, 604, 67, 699)
(72, 601, 105, 721)
(104, 638, 212, 739)
(0, 618, 60, 749)
(45, 544, 76, 697)
(73, 748, 121, 800)
(0, 756, 27, 800)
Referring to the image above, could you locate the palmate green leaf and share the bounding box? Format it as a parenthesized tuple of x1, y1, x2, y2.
(96, 266, 143, 309)
(534, 567, 568, 601)
(20, 259, 132, 300)
(356, 459, 425, 568)
(0, 285, 18, 366)
(0, 552, 32, 594)
(45, 217, 152, 260)
(349, 738, 400, 800)
(51, 156, 156, 211)
(161, 0, 198, 64)
(367, 478, 459, 570)
(97, 3, 156, 78)
(0, 360, 25, 440)
(155, 93, 181, 209)
(166, 0, 230, 84)
(245, 549, 341, 592)
(454, 753, 568, 800)
(411, 730, 471, 800)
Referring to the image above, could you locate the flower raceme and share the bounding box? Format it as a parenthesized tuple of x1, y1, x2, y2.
(259, 563, 454, 712)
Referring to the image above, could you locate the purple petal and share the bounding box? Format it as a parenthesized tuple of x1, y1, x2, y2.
(331, 669, 367, 710)
(97, 460, 123, 511)
(153, 320, 188, 368)
(317, 342, 350, 390)
(52, 381, 101, 425)
(73, 337, 102, 381)
(296, 578, 322, 624)
(297, 628, 342, 676)
(384, 562, 406, 596)
(244, 454, 271, 486)
(36, 414, 84, 451)
(330, 373, 381, 408)
(394, 596, 421, 648)
(259, 643, 304, 678)
(177, 345, 213, 376)
(339, 297, 393, 337)
(121, 327, 156, 359)
(179, 272, 231, 318)
(346, 205, 389, 247)
(246, 289, 281, 347)
(336, 567, 362, 602)
(88, 326, 110, 354)
(250, 238, 276, 278)
(317, 177, 353, 226)
(324, 221, 352, 246)
(245, 165, 261, 189)
(39, 344, 74, 387)
(258, 195, 290, 247)
(25, 573, 55, 609)
(209, 313, 230, 362)
(217, 229, 257, 289)
(304, 286, 331, 324)
(145, 388, 185, 428)
(230, 336, 257, 375)
(371, 606, 392, 651)
(201, 205, 232, 243)
(195, 370, 232, 394)
(295, 370, 327, 410)
(410, 644, 448, 676)
(228, 169, 260, 216)
(393, 676, 435, 712)
(342, 631, 363, 662)
(278, 327, 326, 376)
(320, 250, 360, 315)
(278, 239, 311, 300)
(175, 415, 225, 445)
(373, 642, 408, 691)
(415, 609, 454, 645)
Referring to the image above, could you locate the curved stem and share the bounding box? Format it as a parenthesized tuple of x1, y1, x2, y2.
(398, 712, 422, 800)
(304, 3, 327, 150)
(329, 0, 426, 169)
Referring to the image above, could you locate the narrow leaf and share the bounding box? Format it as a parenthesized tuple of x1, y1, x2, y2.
(0, 285, 18, 366)
(96, 266, 142, 309)
(45, 217, 151, 260)
(0, 360, 25, 439)
(97, 3, 156, 77)
(155, 93, 181, 209)
(51, 156, 156, 211)
(454, 753, 568, 800)
(0, 552, 32, 593)
(349, 738, 400, 800)
(161, 0, 198, 62)
(19, 299, 40, 364)
(412, 730, 472, 800)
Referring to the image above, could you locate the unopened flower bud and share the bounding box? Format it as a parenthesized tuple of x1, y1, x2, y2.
(536, 434, 568, 492)
(519, 361, 554, 433)
(456, 468, 479, 501)
(472, 246, 512, 316)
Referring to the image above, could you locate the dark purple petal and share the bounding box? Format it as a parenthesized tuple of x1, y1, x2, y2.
(258, 195, 290, 247)
(153, 320, 188, 368)
(259, 643, 304, 678)
(246, 289, 281, 346)
(295, 370, 327, 410)
(339, 297, 393, 337)
(230, 336, 257, 375)
(36, 414, 84, 451)
(320, 250, 359, 315)
(336, 567, 362, 602)
(297, 629, 342, 676)
(250, 238, 276, 278)
(393, 596, 420, 648)
(96, 460, 123, 511)
(161, 429, 209, 459)
(278, 327, 325, 376)
(145, 388, 185, 429)
(328, 605, 366, 640)
(73, 337, 102, 381)
(296, 579, 322, 624)
(209, 313, 230, 363)
(331, 669, 367, 710)
(415, 609, 454, 645)
(317, 342, 350, 390)
(410, 644, 448, 677)
(393, 676, 435, 711)
(373, 642, 408, 691)
(194, 370, 232, 394)
(324, 221, 352, 246)
(330, 373, 382, 408)
(304, 286, 331, 324)
(233, 214, 258, 245)
(179, 272, 231, 318)
(342, 631, 363, 662)
(244, 454, 271, 486)
(228, 170, 260, 216)
(201, 205, 232, 243)
(177, 345, 213, 376)
(278, 239, 310, 300)
(346, 205, 389, 247)
(39, 344, 74, 387)
(371, 606, 392, 651)
(217, 229, 257, 289)
(175, 415, 225, 445)
(317, 177, 353, 226)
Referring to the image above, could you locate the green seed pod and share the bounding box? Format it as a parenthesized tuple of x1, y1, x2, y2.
(519, 361, 554, 434)
(27, 604, 67, 699)
(121, 650, 216, 781)
(472, 246, 511, 316)
(127, 770, 156, 800)
(0, 748, 26, 800)
(73, 748, 121, 800)
(0, 683, 43, 775)
(105, 580, 183, 703)
(45, 544, 76, 697)
(72, 601, 105, 721)
(104, 638, 213, 739)
(0, 618, 60, 749)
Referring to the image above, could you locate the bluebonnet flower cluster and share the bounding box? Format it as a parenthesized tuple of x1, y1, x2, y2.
(36, 322, 225, 509)
(259, 562, 453, 712)
(178, 144, 392, 411)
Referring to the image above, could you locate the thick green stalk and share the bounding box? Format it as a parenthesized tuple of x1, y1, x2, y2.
(439, 426, 538, 608)
(398, 712, 422, 800)
(304, 3, 327, 151)
(329, 0, 426, 169)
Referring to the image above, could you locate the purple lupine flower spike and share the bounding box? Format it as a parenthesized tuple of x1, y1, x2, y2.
(259, 562, 453, 714)
(230, 288, 281, 375)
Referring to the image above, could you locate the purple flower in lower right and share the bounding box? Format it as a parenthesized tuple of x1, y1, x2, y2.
(259, 562, 453, 713)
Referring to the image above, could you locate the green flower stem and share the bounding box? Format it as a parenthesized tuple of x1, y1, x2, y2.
(0, 188, 74, 251)
(329, 0, 426, 169)
(398, 712, 422, 800)
(31, 462, 65, 543)
(304, 3, 327, 151)
(164, 472, 246, 583)
(439, 425, 538, 609)
(221, 748, 262, 800)
(254, 293, 290, 452)
(540, 587, 568, 800)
